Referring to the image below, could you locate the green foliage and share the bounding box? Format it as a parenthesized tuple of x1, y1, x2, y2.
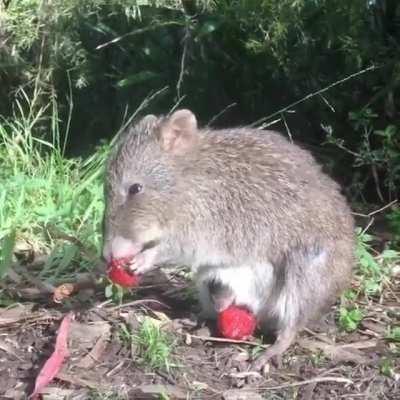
(339, 227, 399, 332)
(118, 318, 177, 373)
(0, 230, 16, 279)
(339, 306, 364, 333)
(386, 326, 400, 342)
(104, 281, 126, 304)
(379, 357, 396, 378)
(387, 207, 400, 246)
(354, 227, 398, 297)
(133, 318, 177, 372)
(1, 0, 399, 208)
(326, 108, 400, 201)
(87, 389, 127, 400)
(0, 89, 107, 279)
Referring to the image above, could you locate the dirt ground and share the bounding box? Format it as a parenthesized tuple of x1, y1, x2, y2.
(1, 248, 399, 400)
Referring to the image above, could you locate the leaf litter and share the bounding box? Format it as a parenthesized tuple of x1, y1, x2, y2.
(0, 228, 399, 399)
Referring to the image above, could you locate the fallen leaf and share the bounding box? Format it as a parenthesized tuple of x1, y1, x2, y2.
(53, 283, 76, 303)
(69, 320, 111, 350)
(76, 329, 110, 369)
(29, 312, 74, 399)
(223, 389, 264, 400)
(56, 371, 102, 390)
(0, 303, 35, 326)
(132, 384, 188, 399)
(0, 338, 23, 361)
(298, 338, 371, 364)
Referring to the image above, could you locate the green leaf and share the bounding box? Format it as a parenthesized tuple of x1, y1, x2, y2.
(116, 71, 159, 88)
(196, 19, 220, 37)
(0, 230, 16, 279)
(379, 358, 394, 378)
(105, 284, 113, 299)
(386, 327, 400, 342)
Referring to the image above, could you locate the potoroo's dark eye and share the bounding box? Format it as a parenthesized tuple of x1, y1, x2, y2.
(128, 183, 143, 196)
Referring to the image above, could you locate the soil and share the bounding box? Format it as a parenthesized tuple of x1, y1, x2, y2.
(1, 236, 399, 400)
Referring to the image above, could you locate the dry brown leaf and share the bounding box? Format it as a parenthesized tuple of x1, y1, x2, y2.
(0, 303, 35, 326)
(76, 330, 110, 369)
(0, 338, 23, 361)
(298, 338, 371, 364)
(69, 321, 111, 351)
(56, 371, 103, 390)
(223, 389, 264, 400)
(132, 384, 188, 399)
(52, 283, 76, 303)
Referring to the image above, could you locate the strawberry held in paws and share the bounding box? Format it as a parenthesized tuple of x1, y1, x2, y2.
(107, 257, 141, 287)
(217, 305, 257, 340)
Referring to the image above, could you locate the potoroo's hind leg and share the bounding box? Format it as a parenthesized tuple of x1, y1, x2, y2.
(250, 326, 297, 370)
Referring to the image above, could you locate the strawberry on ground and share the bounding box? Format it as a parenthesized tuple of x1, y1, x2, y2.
(217, 305, 257, 340)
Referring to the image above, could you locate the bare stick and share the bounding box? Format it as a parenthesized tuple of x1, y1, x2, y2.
(186, 333, 270, 348)
(96, 22, 182, 51)
(281, 112, 293, 142)
(260, 376, 353, 391)
(371, 165, 385, 203)
(176, 24, 190, 101)
(352, 199, 398, 218)
(112, 86, 169, 145)
(207, 103, 237, 127)
(250, 65, 378, 128)
(108, 299, 170, 311)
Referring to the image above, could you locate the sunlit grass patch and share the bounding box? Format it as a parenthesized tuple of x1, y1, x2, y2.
(0, 91, 108, 279)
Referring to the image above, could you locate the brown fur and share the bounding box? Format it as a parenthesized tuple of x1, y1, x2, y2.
(103, 109, 356, 369)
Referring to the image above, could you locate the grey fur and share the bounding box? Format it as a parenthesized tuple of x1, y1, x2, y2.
(102, 109, 356, 368)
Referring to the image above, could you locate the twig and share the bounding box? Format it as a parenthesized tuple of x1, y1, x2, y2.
(259, 117, 282, 130)
(250, 65, 378, 128)
(303, 328, 334, 344)
(371, 165, 385, 203)
(207, 103, 237, 127)
(361, 217, 375, 235)
(186, 333, 270, 348)
(96, 22, 182, 50)
(176, 23, 191, 101)
(260, 376, 353, 391)
(112, 86, 169, 145)
(107, 299, 171, 311)
(281, 112, 293, 142)
(168, 95, 187, 116)
(63, 70, 74, 156)
(352, 199, 398, 218)
(319, 93, 336, 113)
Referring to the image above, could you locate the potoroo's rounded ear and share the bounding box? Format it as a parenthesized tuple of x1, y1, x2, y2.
(157, 109, 198, 155)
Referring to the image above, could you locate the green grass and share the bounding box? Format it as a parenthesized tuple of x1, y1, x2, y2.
(338, 227, 400, 332)
(135, 318, 177, 372)
(87, 389, 128, 400)
(0, 90, 108, 282)
(120, 317, 177, 373)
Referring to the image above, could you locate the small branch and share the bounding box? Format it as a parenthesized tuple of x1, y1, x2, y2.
(371, 165, 385, 203)
(186, 333, 270, 348)
(113, 86, 169, 145)
(176, 25, 190, 101)
(107, 299, 171, 311)
(361, 217, 375, 235)
(281, 112, 293, 142)
(206, 103, 237, 127)
(250, 65, 378, 128)
(96, 22, 182, 50)
(260, 376, 353, 391)
(352, 199, 398, 218)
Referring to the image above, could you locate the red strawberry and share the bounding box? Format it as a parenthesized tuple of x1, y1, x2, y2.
(107, 257, 140, 287)
(217, 305, 257, 340)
